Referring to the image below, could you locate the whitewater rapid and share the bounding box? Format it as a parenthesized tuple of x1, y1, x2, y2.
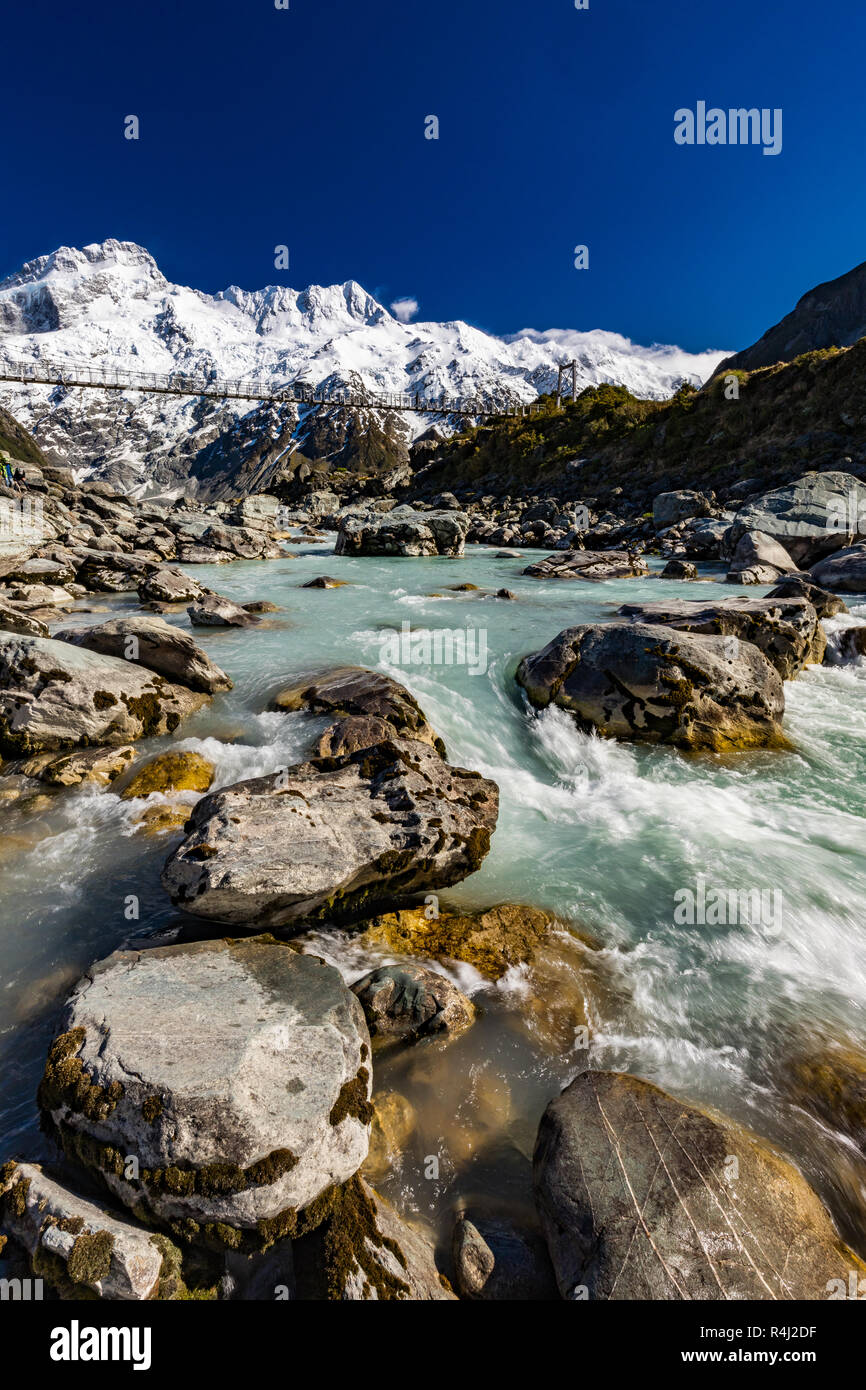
(1, 541, 864, 1249)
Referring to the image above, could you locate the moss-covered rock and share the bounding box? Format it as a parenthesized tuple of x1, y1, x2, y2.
(0, 1163, 185, 1300)
(295, 1175, 455, 1300)
(785, 1037, 866, 1155)
(120, 750, 215, 799)
(360, 903, 554, 980)
(134, 805, 194, 837)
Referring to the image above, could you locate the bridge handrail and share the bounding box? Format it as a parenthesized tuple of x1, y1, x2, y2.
(0, 357, 533, 418)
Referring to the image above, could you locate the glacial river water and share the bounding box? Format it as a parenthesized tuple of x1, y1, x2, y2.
(1, 539, 865, 1262)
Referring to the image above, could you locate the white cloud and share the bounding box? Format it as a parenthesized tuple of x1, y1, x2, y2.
(390, 297, 419, 323)
(503, 326, 731, 384)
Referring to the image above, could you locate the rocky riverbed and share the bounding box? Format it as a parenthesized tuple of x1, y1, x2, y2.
(1, 460, 866, 1300)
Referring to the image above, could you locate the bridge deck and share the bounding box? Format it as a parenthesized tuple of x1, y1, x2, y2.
(0, 359, 532, 419)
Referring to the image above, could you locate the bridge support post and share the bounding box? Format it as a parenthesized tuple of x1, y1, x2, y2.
(556, 360, 577, 410)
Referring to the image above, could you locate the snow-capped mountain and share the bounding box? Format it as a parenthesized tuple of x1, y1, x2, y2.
(0, 239, 729, 497)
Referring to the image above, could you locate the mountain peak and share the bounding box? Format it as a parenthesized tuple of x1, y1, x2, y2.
(0, 238, 728, 492)
(717, 258, 866, 375)
(295, 280, 388, 326)
(0, 238, 166, 292)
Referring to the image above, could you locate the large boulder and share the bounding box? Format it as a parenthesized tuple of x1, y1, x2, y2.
(0, 1162, 179, 1300)
(56, 615, 232, 695)
(271, 666, 445, 757)
(726, 530, 799, 585)
(523, 550, 649, 582)
(727, 471, 864, 567)
(0, 634, 207, 756)
(653, 490, 712, 530)
(810, 542, 866, 593)
(335, 508, 469, 557)
(533, 1071, 866, 1300)
(162, 739, 499, 928)
(38, 939, 373, 1247)
(138, 567, 208, 604)
(617, 595, 825, 678)
(516, 621, 785, 750)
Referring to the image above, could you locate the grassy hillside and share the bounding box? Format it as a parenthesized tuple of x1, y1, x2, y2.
(411, 341, 866, 505)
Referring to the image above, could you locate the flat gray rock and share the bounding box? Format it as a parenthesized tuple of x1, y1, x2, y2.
(38, 938, 372, 1242)
(161, 738, 498, 927)
(0, 634, 207, 756)
(533, 1071, 866, 1300)
(56, 615, 232, 694)
(523, 549, 649, 582)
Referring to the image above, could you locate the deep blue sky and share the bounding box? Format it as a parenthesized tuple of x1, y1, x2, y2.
(2, 0, 863, 352)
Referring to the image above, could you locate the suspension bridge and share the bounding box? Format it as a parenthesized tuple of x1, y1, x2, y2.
(0, 358, 534, 420)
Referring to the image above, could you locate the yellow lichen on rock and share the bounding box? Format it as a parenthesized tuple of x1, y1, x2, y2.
(121, 751, 215, 799)
(134, 804, 194, 837)
(360, 903, 554, 980)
